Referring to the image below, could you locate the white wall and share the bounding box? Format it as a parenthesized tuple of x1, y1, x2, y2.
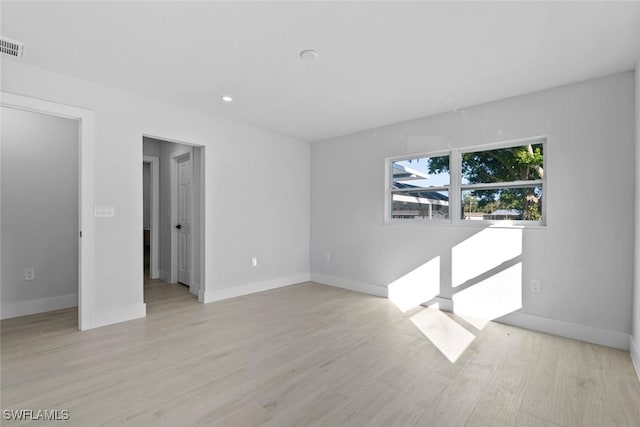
(311, 72, 635, 348)
(1, 108, 79, 318)
(1, 60, 310, 327)
(632, 64, 640, 375)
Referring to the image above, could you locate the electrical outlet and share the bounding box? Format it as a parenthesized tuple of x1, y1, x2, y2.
(251, 257, 258, 267)
(324, 252, 331, 262)
(24, 267, 35, 281)
(530, 279, 541, 293)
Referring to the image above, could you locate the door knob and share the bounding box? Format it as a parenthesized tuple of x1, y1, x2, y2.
(175, 224, 182, 229)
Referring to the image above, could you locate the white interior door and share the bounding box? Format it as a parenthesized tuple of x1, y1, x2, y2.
(177, 154, 192, 285)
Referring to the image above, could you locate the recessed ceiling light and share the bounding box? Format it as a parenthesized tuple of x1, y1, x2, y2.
(299, 49, 318, 61)
(221, 95, 233, 102)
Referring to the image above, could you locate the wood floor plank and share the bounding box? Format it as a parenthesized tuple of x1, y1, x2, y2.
(1, 279, 639, 426)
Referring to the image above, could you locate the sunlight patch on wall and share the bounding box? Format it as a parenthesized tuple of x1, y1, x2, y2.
(452, 227, 522, 287)
(410, 307, 475, 363)
(452, 262, 522, 328)
(388, 256, 440, 312)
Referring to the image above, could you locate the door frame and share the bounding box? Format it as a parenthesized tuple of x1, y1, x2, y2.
(0, 91, 96, 330)
(143, 155, 160, 279)
(171, 150, 192, 285)
(142, 133, 204, 299)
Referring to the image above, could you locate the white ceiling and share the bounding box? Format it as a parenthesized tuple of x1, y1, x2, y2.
(2, 1, 639, 141)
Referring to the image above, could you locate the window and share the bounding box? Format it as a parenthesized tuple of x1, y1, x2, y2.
(390, 154, 450, 220)
(386, 137, 546, 225)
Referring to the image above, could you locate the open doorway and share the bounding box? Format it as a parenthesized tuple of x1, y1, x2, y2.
(142, 136, 204, 306)
(0, 93, 95, 330)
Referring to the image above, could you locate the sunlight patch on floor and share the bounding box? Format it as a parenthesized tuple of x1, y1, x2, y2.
(410, 307, 475, 363)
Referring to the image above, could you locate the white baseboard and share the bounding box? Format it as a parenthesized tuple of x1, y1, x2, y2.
(310, 273, 388, 298)
(427, 297, 629, 350)
(497, 311, 630, 350)
(1, 293, 78, 320)
(630, 335, 640, 383)
(159, 270, 171, 283)
(90, 303, 146, 329)
(200, 273, 311, 303)
(430, 296, 454, 311)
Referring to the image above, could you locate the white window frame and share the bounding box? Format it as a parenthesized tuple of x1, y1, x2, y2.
(386, 150, 452, 224)
(385, 136, 547, 227)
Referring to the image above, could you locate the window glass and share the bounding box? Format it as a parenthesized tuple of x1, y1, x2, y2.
(461, 186, 543, 221)
(460, 142, 544, 222)
(391, 155, 450, 220)
(461, 144, 544, 184)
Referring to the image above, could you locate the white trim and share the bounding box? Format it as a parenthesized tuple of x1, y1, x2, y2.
(392, 193, 449, 206)
(460, 179, 544, 191)
(200, 274, 311, 303)
(0, 92, 95, 331)
(384, 135, 547, 226)
(1, 294, 78, 320)
(630, 335, 640, 383)
(195, 147, 206, 300)
(92, 303, 146, 329)
(310, 273, 388, 298)
(143, 155, 160, 279)
(497, 311, 629, 350)
(429, 296, 454, 312)
(429, 296, 628, 350)
(386, 148, 453, 164)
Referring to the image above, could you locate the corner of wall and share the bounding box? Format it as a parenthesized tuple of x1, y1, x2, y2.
(189, 281, 200, 297)
(497, 311, 630, 350)
(159, 270, 171, 283)
(200, 274, 311, 304)
(633, 61, 640, 383)
(90, 303, 146, 329)
(0, 294, 78, 320)
(309, 273, 388, 298)
(631, 335, 640, 383)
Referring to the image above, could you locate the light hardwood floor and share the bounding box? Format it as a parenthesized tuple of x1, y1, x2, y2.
(2, 279, 639, 426)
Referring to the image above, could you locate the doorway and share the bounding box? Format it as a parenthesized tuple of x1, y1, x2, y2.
(142, 136, 204, 301)
(0, 92, 95, 330)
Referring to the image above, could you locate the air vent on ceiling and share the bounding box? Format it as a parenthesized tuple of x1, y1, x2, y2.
(0, 36, 25, 59)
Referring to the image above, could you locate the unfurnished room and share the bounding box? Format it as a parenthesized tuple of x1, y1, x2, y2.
(1, 1, 640, 426)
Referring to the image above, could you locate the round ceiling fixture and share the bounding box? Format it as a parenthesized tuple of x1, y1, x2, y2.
(221, 95, 233, 103)
(299, 49, 318, 61)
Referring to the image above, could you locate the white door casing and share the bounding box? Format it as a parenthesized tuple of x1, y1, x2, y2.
(0, 92, 96, 330)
